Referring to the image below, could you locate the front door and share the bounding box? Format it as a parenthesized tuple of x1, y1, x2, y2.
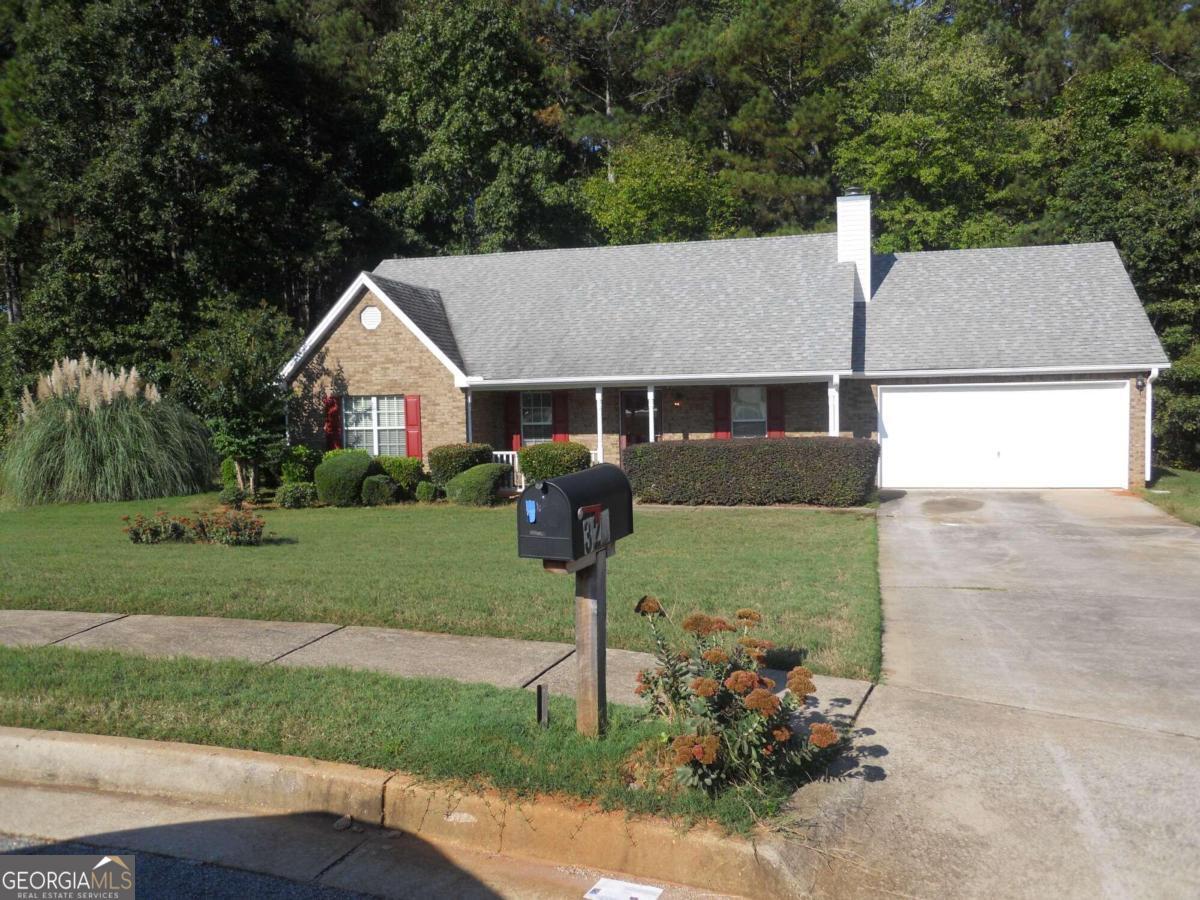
(619, 390, 658, 450)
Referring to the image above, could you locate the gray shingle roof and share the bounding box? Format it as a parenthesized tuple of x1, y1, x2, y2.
(360, 235, 1166, 382)
(862, 242, 1169, 372)
(373, 234, 857, 380)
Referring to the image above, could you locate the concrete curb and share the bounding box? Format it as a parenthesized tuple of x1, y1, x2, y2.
(0, 727, 799, 898)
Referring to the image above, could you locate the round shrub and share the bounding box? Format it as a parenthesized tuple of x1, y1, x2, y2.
(277, 481, 318, 509)
(313, 450, 378, 507)
(279, 445, 323, 484)
(414, 481, 438, 503)
(376, 455, 426, 498)
(220, 456, 239, 489)
(361, 474, 398, 506)
(1, 357, 213, 505)
(427, 442, 493, 486)
(322, 447, 366, 463)
(445, 462, 511, 506)
(219, 486, 247, 509)
(518, 441, 592, 483)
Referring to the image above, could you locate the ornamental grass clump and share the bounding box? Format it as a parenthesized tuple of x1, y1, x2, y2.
(2, 356, 212, 505)
(632, 596, 843, 793)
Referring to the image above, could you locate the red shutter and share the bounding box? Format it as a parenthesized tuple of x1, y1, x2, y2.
(505, 392, 521, 450)
(552, 391, 570, 442)
(766, 387, 785, 438)
(404, 395, 422, 458)
(713, 388, 731, 439)
(323, 395, 342, 450)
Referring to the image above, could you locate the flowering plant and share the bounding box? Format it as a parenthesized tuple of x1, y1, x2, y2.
(122, 508, 266, 547)
(633, 597, 842, 791)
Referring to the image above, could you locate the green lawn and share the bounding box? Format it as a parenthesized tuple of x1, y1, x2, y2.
(0, 495, 881, 680)
(0, 645, 796, 832)
(1143, 467, 1200, 526)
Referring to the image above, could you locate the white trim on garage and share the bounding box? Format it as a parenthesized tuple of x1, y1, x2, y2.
(877, 380, 1131, 490)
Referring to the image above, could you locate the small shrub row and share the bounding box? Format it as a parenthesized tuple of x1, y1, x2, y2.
(445, 463, 511, 506)
(517, 441, 591, 483)
(122, 509, 266, 546)
(623, 437, 879, 507)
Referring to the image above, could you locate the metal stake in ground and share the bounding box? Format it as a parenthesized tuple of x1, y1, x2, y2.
(574, 551, 607, 736)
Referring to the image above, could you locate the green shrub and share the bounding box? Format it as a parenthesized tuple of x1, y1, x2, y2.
(376, 455, 426, 498)
(361, 474, 397, 506)
(322, 447, 364, 463)
(277, 481, 318, 509)
(444, 462, 511, 506)
(1, 392, 213, 506)
(414, 481, 438, 503)
(427, 442, 493, 487)
(122, 509, 266, 546)
(518, 441, 592, 483)
(313, 451, 378, 507)
(623, 437, 879, 507)
(279, 445, 323, 484)
(220, 456, 239, 488)
(219, 486, 247, 509)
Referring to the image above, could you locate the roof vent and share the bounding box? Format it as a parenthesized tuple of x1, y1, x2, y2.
(837, 192, 872, 301)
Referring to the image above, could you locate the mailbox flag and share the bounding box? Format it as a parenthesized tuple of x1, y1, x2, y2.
(524, 500, 537, 524)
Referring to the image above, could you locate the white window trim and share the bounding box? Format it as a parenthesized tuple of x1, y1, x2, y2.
(731, 386, 768, 439)
(521, 391, 553, 446)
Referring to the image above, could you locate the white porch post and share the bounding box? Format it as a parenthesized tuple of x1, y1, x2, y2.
(594, 386, 604, 462)
(1146, 368, 1159, 484)
(465, 389, 474, 442)
(827, 375, 840, 436)
(647, 386, 656, 442)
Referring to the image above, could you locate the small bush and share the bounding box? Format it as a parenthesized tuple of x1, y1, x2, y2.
(220, 456, 239, 488)
(427, 442, 493, 487)
(219, 486, 247, 509)
(518, 441, 592, 483)
(445, 462, 510, 506)
(122, 509, 266, 547)
(279, 445, 323, 484)
(322, 448, 364, 463)
(414, 481, 438, 503)
(623, 437, 879, 507)
(277, 481, 318, 509)
(361, 474, 398, 506)
(313, 450, 378, 507)
(376, 455, 426, 498)
(122, 511, 187, 544)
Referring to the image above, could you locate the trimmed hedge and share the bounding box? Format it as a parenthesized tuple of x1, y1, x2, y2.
(622, 437, 879, 507)
(414, 481, 438, 503)
(427, 442, 493, 487)
(445, 463, 511, 506)
(361, 474, 397, 506)
(518, 441, 592, 483)
(277, 481, 318, 508)
(314, 450, 378, 507)
(377, 455, 425, 498)
(279, 445, 323, 484)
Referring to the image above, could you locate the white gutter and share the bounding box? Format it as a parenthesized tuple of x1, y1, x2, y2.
(845, 362, 1171, 379)
(461, 371, 852, 390)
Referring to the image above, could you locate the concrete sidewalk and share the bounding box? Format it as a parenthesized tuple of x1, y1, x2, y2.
(0, 609, 868, 710)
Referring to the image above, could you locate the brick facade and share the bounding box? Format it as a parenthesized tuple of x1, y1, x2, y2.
(287, 290, 465, 460)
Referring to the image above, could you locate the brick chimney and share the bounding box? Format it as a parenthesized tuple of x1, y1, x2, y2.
(837, 190, 872, 301)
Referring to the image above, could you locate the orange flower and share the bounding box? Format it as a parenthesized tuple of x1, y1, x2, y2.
(681, 613, 714, 636)
(758, 675, 776, 690)
(709, 617, 735, 633)
(635, 595, 664, 617)
(737, 636, 775, 651)
(808, 723, 839, 749)
(691, 677, 719, 698)
(724, 670, 758, 694)
(672, 734, 719, 766)
(744, 688, 781, 715)
(772, 726, 792, 743)
(702, 648, 730, 666)
(735, 608, 762, 625)
(787, 666, 816, 697)
(763, 743, 774, 755)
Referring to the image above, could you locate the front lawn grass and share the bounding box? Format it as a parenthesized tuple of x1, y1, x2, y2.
(1143, 467, 1200, 527)
(0, 645, 796, 832)
(0, 496, 881, 680)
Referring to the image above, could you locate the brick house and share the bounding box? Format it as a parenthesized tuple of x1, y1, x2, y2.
(281, 192, 1169, 490)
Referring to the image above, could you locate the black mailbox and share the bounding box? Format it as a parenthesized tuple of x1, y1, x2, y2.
(517, 463, 633, 563)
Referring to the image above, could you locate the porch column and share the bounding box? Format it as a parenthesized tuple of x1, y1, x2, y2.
(827, 375, 840, 436)
(1146, 368, 1159, 484)
(647, 385, 656, 442)
(465, 389, 474, 442)
(594, 386, 604, 462)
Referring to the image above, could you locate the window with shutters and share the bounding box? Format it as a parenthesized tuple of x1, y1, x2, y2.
(731, 386, 768, 438)
(342, 395, 406, 456)
(520, 391, 553, 445)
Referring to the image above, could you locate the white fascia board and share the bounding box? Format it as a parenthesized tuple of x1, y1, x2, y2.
(465, 371, 852, 390)
(849, 362, 1170, 379)
(278, 273, 470, 387)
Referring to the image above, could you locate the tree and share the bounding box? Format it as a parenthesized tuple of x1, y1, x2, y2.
(167, 306, 299, 492)
(373, 0, 583, 255)
(834, 3, 1049, 251)
(582, 133, 737, 244)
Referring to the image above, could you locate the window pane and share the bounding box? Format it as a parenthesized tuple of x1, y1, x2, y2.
(343, 396, 374, 430)
(378, 396, 405, 428)
(377, 428, 406, 456)
(345, 429, 372, 450)
(732, 420, 766, 439)
(523, 423, 553, 444)
(522, 392, 552, 426)
(731, 386, 767, 422)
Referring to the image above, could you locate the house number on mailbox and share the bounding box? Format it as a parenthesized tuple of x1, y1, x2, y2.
(579, 505, 611, 557)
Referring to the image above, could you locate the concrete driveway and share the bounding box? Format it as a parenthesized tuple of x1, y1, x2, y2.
(787, 491, 1200, 899)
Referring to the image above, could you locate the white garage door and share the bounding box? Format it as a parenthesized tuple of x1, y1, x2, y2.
(878, 382, 1130, 489)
